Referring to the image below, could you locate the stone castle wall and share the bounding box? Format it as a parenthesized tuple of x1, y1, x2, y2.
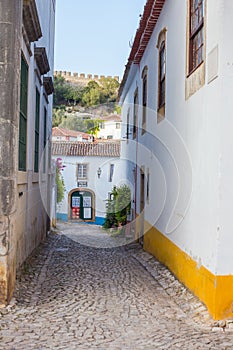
(54, 71, 120, 86)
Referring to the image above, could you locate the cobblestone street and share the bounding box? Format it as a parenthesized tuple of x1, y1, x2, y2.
(0, 222, 233, 350)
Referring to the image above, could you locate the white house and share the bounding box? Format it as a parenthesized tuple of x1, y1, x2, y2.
(52, 140, 128, 225)
(52, 127, 93, 142)
(0, 0, 55, 304)
(119, 0, 233, 320)
(97, 114, 122, 140)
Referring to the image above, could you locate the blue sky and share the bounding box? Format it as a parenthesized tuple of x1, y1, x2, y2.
(54, 0, 146, 78)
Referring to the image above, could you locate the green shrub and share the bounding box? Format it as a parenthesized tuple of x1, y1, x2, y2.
(103, 185, 131, 229)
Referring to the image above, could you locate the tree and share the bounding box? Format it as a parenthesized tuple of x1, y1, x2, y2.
(53, 75, 84, 107)
(100, 77, 120, 102)
(64, 83, 84, 105)
(103, 198, 118, 229)
(58, 115, 102, 135)
(52, 108, 65, 127)
(53, 75, 67, 106)
(59, 115, 87, 132)
(81, 81, 103, 107)
(115, 185, 131, 226)
(103, 185, 131, 228)
(53, 75, 120, 111)
(84, 118, 101, 136)
(114, 104, 122, 115)
(82, 88, 102, 107)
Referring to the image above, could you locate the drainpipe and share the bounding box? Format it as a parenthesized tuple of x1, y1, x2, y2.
(135, 105, 139, 240)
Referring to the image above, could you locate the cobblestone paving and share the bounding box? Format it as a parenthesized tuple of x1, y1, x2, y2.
(0, 222, 233, 350)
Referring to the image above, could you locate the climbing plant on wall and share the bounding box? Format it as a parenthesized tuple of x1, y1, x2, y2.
(56, 158, 66, 204)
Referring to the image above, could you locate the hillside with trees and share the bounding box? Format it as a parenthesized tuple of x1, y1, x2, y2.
(52, 75, 120, 133)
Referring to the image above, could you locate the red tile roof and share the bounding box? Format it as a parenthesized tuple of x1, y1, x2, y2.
(100, 114, 122, 122)
(52, 127, 90, 139)
(52, 141, 120, 157)
(119, 0, 165, 98)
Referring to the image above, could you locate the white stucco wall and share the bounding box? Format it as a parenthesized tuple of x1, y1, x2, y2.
(215, 0, 233, 274)
(120, 0, 233, 275)
(98, 121, 122, 140)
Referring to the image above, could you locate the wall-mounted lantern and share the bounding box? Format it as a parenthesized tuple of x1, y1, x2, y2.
(97, 167, 102, 178)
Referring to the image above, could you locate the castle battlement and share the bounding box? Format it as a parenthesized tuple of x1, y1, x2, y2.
(54, 71, 120, 85)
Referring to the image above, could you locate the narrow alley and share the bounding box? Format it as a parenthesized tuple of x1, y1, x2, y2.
(0, 223, 233, 350)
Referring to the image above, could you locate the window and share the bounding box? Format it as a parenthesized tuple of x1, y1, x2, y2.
(133, 88, 138, 139)
(159, 42, 166, 109)
(141, 66, 148, 134)
(19, 56, 28, 171)
(107, 135, 113, 139)
(109, 164, 114, 182)
(99, 122, 105, 129)
(43, 107, 47, 173)
(47, 141, 51, 173)
(116, 123, 120, 129)
(157, 28, 167, 121)
(146, 169, 150, 204)
(34, 88, 40, 173)
(108, 192, 113, 200)
(126, 109, 130, 143)
(189, 0, 204, 74)
(77, 163, 88, 179)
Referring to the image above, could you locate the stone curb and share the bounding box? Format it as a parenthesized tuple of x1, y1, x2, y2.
(131, 248, 213, 328)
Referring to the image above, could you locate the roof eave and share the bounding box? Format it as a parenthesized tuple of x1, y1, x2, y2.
(118, 0, 165, 99)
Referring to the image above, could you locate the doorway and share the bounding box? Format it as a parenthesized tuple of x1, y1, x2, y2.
(69, 189, 95, 222)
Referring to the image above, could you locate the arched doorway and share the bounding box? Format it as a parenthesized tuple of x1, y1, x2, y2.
(68, 189, 95, 222)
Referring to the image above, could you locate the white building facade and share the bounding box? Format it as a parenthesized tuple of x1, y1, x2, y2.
(97, 115, 122, 140)
(119, 0, 233, 320)
(52, 141, 126, 225)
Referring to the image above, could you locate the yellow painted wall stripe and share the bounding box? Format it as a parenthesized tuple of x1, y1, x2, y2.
(144, 224, 233, 320)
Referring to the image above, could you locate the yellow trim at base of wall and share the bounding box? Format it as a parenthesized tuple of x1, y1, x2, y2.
(144, 225, 233, 320)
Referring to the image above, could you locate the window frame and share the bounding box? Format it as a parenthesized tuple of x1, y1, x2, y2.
(156, 28, 167, 122)
(158, 41, 166, 109)
(133, 88, 139, 139)
(77, 163, 88, 180)
(18, 55, 29, 172)
(188, 0, 204, 75)
(43, 107, 47, 173)
(34, 88, 40, 173)
(126, 109, 130, 143)
(146, 169, 150, 204)
(109, 164, 114, 182)
(141, 66, 148, 134)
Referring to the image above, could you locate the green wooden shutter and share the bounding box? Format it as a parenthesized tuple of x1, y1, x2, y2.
(34, 89, 40, 173)
(18, 56, 28, 171)
(43, 107, 47, 173)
